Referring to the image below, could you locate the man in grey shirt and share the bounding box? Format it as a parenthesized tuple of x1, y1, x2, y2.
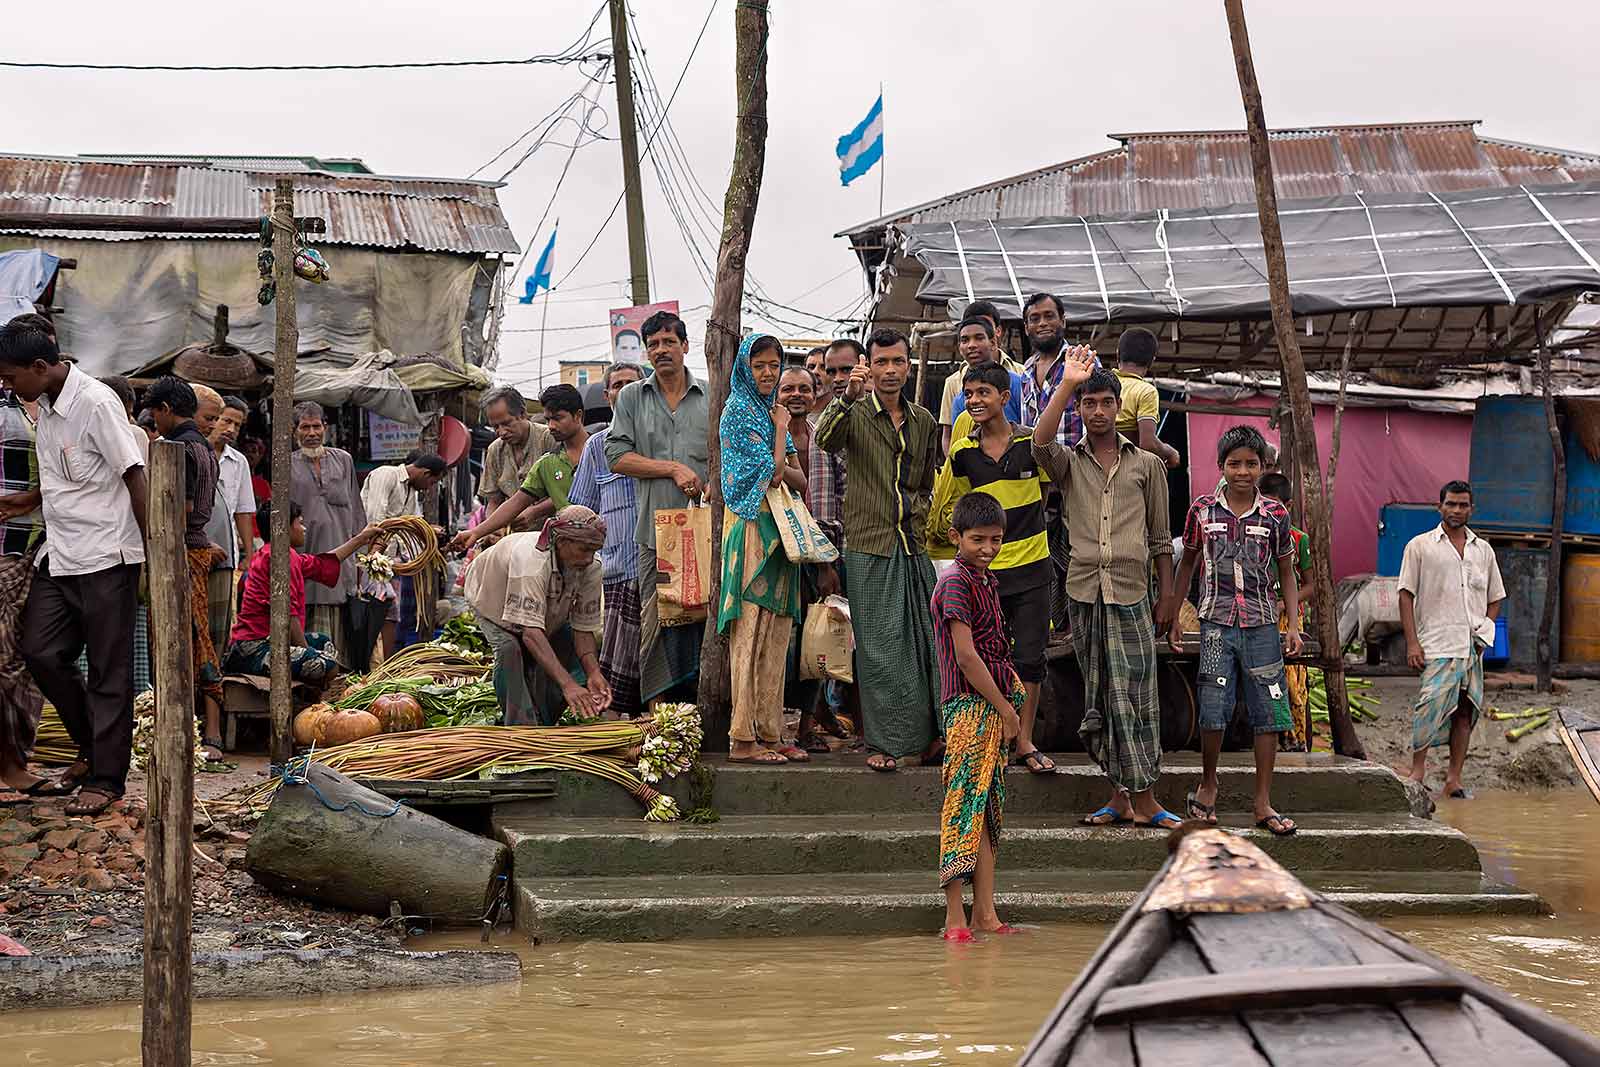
(288, 402, 368, 668)
(604, 310, 709, 705)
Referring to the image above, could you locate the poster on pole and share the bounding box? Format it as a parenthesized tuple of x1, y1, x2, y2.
(609, 300, 679, 361)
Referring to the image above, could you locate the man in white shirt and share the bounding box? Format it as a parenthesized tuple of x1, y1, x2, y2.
(0, 317, 147, 816)
(204, 395, 258, 659)
(359, 451, 446, 656)
(1398, 480, 1506, 799)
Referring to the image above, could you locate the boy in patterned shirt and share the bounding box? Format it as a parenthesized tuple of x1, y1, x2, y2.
(931, 493, 1023, 942)
(1165, 425, 1303, 836)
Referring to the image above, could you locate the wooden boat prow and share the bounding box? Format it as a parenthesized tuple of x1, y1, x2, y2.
(1018, 827, 1600, 1066)
(1555, 708, 1600, 806)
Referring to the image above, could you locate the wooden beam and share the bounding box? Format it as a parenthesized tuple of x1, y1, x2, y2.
(142, 441, 194, 1066)
(268, 180, 298, 768)
(1224, 0, 1363, 759)
(0, 211, 325, 235)
(696, 0, 770, 751)
(1093, 963, 1460, 1025)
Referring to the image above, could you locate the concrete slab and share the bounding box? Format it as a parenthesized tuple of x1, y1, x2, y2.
(493, 752, 1413, 821)
(496, 812, 1482, 879)
(512, 869, 1545, 942)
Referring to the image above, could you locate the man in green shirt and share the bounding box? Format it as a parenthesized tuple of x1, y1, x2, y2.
(816, 327, 941, 772)
(451, 384, 589, 553)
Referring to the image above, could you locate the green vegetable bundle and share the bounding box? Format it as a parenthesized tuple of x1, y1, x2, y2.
(1307, 669, 1381, 723)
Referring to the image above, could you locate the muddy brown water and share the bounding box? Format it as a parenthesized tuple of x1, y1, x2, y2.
(11, 789, 1600, 1065)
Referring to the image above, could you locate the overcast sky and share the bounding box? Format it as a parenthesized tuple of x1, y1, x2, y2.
(7, 1, 1598, 387)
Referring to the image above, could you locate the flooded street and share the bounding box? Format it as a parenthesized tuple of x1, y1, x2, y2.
(12, 788, 1600, 1065)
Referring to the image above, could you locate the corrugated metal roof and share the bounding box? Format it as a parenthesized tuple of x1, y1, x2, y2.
(0, 153, 519, 254)
(840, 120, 1600, 238)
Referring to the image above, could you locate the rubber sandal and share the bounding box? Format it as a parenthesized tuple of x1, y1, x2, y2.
(19, 776, 75, 797)
(1015, 751, 1057, 775)
(985, 924, 1022, 936)
(799, 733, 831, 754)
(942, 927, 976, 943)
(866, 753, 897, 773)
(201, 737, 226, 763)
(1255, 814, 1298, 836)
(775, 745, 811, 763)
(1134, 811, 1183, 830)
(1080, 805, 1130, 827)
(1185, 790, 1218, 824)
(1446, 788, 1472, 799)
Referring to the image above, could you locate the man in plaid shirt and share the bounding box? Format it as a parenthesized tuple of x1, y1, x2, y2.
(1017, 293, 1098, 629)
(1166, 424, 1303, 838)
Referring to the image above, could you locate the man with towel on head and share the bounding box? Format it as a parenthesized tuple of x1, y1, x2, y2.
(464, 503, 611, 726)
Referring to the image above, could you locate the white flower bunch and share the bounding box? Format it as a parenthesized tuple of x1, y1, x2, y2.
(130, 690, 205, 772)
(635, 702, 702, 783)
(645, 795, 681, 822)
(356, 551, 396, 582)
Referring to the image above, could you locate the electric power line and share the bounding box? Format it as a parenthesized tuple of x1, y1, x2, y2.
(552, 0, 720, 290)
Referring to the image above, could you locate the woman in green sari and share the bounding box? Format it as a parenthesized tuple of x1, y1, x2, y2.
(717, 334, 808, 764)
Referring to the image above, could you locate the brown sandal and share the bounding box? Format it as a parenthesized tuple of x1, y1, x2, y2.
(64, 789, 119, 817)
(775, 745, 811, 763)
(728, 749, 787, 765)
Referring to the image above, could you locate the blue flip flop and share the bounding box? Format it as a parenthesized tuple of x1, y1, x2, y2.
(1134, 810, 1183, 830)
(1080, 805, 1130, 827)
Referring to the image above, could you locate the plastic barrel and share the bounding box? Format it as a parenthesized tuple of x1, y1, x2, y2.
(1484, 616, 1510, 666)
(1376, 504, 1440, 577)
(1565, 426, 1600, 537)
(1560, 553, 1600, 662)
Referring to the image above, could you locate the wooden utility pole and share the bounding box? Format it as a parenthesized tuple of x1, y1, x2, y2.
(1223, 0, 1364, 759)
(1537, 311, 1565, 693)
(610, 0, 651, 306)
(142, 441, 194, 1066)
(269, 178, 299, 767)
(696, 0, 771, 747)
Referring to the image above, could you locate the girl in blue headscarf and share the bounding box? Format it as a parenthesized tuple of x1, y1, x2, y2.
(718, 334, 808, 765)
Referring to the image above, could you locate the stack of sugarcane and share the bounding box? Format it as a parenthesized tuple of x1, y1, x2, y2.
(1307, 668, 1380, 726)
(245, 702, 701, 821)
(1489, 705, 1553, 741)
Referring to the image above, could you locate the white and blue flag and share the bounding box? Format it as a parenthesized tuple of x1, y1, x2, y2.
(519, 223, 557, 304)
(836, 93, 883, 187)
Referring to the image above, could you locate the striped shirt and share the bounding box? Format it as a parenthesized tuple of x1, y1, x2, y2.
(568, 427, 639, 583)
(931, 557, 1014, 704)
(805, 411, 846, 550)
(1035, 435, 1172, 606)
(0, 391, 43, 557)
(927, 423, 1051, 595)
(815, 391, 938, 558)
(1182, 482, 1294, 629)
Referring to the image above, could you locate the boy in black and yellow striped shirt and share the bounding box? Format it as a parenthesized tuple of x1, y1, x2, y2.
(928, 360, 1056, 773)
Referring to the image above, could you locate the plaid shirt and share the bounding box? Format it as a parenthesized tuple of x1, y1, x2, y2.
(1020, 348, 1099, 448)
(805, 411, 846, 549)
(568, 427, 639, 583)
(0, 390, 43, 556)
(1182, 482, 1295, 629)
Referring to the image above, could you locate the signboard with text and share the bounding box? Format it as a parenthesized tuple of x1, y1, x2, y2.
(609, 300, 679, 361)
(368, 414, 419, 460)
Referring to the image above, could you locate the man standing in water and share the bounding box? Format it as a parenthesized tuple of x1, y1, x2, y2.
(606, 310, 710, 705)
(1398, 481, 1504, 799)
(1034, 357, 1179, 828)
(817, 328, 940, 772)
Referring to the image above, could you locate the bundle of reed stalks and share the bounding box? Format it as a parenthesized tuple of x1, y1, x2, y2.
(33, 704, 75, 766)
(363, 642, 489, 685)
(244, 710, 701, 820)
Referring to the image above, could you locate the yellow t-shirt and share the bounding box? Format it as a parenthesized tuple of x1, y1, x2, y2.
(1114, 369, 1160, 435)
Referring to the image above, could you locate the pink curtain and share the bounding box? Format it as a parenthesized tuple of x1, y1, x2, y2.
(1185, 399, 1472, 580)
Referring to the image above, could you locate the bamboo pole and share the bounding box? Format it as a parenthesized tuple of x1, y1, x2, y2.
(268, 178, 298, 767)
(696, 0, 770, 750)
(1223, 0, 1364, 758)
(1537, 310, 1565, 693)
(142, 441, 193, 1066)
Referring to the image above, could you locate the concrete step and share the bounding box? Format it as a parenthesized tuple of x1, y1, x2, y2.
(495, 812, 1482, 879)
(495, 752, 1413, 820)
(512, 869, 1546, 943)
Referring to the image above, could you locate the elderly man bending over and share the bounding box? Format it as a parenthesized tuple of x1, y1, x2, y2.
(464, 504, 611, 725)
